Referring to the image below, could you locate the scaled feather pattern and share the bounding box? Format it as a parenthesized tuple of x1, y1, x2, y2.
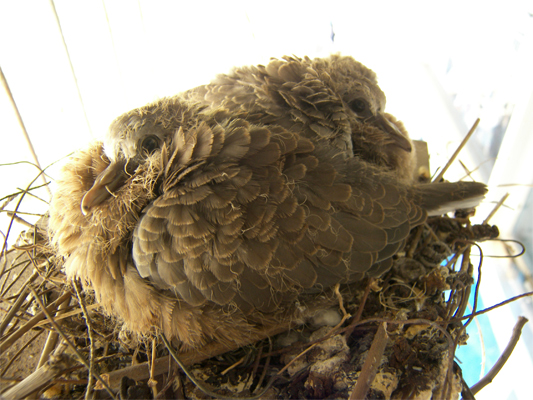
(49, 55, 487, 348)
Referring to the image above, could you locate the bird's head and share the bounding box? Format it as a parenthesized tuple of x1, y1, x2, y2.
(81, 117, 162, 216)
(316, 54, 412, 154)
(80, 98, 205, 216)
(49, 98, 215, 278)
(309, 55, 414, 179)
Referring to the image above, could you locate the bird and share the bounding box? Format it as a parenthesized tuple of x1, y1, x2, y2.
(48, 55, 487, 349)
(181, 54, 415, 180)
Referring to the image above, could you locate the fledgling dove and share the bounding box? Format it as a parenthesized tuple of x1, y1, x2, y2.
(182, 54, 414, 180)
(48, 56, 486, 349)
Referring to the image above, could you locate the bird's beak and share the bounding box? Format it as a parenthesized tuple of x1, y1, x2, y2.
(81, 159, 130, 215)
(370, 114, 412, 152)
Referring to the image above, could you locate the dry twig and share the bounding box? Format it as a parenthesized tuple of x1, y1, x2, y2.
(433, 118, 480, 183)
(470, 317, 529, 395)
(349, 322, 389, 400)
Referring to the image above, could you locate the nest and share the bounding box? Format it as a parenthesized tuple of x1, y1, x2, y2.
(0, 122, 527, 399)
(2, 194, 519, 400)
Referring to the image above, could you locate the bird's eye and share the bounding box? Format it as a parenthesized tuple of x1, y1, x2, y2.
(140, 136, 160, 154)
(349, 98, 368, 113)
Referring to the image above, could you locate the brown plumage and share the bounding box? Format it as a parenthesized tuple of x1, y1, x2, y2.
(182, 54, 415, 180)
(48, 55, 486, 349)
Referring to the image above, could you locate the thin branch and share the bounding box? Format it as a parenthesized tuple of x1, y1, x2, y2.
(458, 291, 533, 321)
(459, 157, 496, 182)
(255, 338, 272, 394)
(463, 244, 483, 330)
(433, 118, 480, 183)
(0, 66, 51, 197)
(74, 281, 96, 400)
(149, 337, 159, 398)
(1, 158, 63, 262)
(33, 303, 100, 328)
(470, 317, 529, 394)
(0, 291, 71, 353)
(483, 193, 509, 225)
(1, 342, 69, 399)
(344, 278, 373, 337)
(0, 271, 39, 336)
(48, 0, 93, 135)
(349, 322, 389, 400)
(28, 287, 116, 399)
(162, 334, 279, 400)
(0, 329, 44, 376)
(220, 357, 244, 376)
(246, 342, 263, 391)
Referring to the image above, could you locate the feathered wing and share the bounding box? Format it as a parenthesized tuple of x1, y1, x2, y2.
(182, 55, 355, 154)
(131, 116, 427, 317)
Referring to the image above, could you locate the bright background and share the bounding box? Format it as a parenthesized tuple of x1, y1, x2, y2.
(1, 1, 532, 398)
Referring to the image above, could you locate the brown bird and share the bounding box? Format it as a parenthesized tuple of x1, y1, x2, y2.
(48, 56, 486, 349)
(182, 54, 415, 180)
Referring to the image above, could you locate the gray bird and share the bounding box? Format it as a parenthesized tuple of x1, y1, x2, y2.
(48, 56, 486, 349)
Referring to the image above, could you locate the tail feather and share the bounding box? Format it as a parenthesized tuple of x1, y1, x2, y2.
(416, 181, 487, 216)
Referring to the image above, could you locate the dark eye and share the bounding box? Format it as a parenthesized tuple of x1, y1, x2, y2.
(348, 98, 368, 113)
(140, 135, 160, 154)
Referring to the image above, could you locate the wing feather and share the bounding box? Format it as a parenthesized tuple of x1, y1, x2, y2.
(130, 101, 428, 312)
